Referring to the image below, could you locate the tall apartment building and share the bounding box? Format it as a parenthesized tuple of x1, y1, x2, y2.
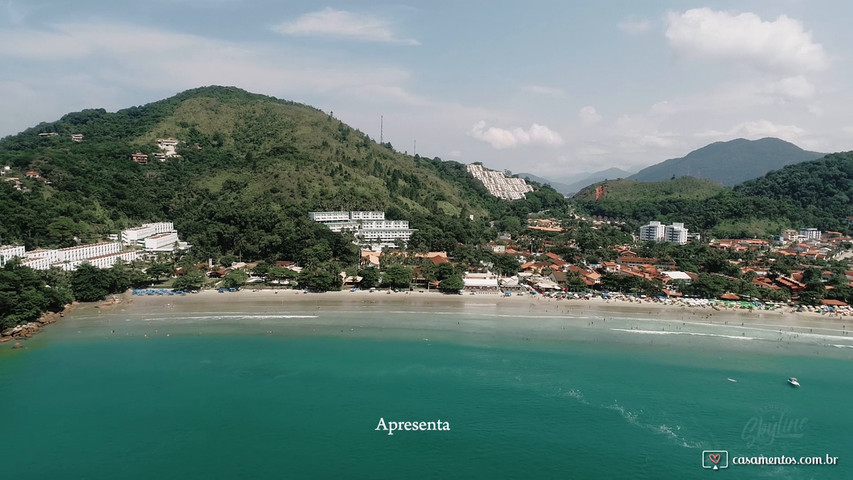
(640, 221, 689, 244)
(664, 223, 688, 245)
(638, 221, 665, 242)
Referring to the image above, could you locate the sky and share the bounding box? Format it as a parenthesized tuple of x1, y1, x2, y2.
(2, 0, 852, 180)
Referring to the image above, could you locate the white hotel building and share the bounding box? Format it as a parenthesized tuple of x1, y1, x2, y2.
(5, 222, 186, 272)
(0, 245, 25, 267)
(309, 211, 416, 249)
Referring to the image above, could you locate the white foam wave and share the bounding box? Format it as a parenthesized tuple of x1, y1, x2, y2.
(609, 328, 754, 341)
(131, 314, 318, 322)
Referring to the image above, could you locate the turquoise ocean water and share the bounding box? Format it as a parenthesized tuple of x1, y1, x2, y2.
(1, 300, 851, 479)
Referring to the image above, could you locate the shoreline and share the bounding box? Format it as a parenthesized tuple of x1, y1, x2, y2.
(10, 289, 853, 358)
(9, 289, 853, 354)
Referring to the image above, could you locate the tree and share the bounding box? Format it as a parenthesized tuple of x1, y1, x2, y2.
(435, 262, 456, 281)
(491, 253, 520, 276)
(382, 264, 413, 289)
(173, 270, 205, 291)
(222, 269, 248, 289)
(439, 274, 464, 293)
(267, 266, 297, 285)
(298, 263, 342, 292)
(71, 264, 112, 302)
(358, 267, 379, 289)
(146, 263, 172, 283)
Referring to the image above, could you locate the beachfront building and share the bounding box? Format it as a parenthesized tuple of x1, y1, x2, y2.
(121, 222, 177, 247)
(5, 221, 187, 272)
(310, 211, 416, 249)
(466, 164, 533, 200)
(639, 221, 665, 242)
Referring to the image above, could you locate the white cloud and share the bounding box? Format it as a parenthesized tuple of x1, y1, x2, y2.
(273, 8, 418, 45)
(578, 106, 602, 126)
(469, 121, 564, 149)
(764, 76, 816, 100)
(618, 17, 652, 35)
(697, 120, 805, 141)
(665, 8, 828, 73)
(522, 85, 565, 97)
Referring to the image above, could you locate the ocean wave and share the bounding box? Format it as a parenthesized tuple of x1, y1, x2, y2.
(831, 344, 853, 349)
(131, 314, 319, 322)
(609, 328, 754, 341)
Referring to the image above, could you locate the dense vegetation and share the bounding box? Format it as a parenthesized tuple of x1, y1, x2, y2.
(0, 86, 566, 262)
(575, 153, 853, 238)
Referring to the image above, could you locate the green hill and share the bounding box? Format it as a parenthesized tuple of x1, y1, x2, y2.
(0, 86, 565, 261)
(629, 137, 825, 186)
(573, 153, 853, 238)
(573, 177, 724, 202)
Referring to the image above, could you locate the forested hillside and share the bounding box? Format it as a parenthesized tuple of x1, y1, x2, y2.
(574, 153, 853, 238)
(0, 86, 566, 262)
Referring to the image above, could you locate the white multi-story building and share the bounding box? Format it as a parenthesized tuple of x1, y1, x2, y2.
(144, 232, 179, 251)
(21, 256, 53, 270)
(7, 222, 186, 272)
(121, 222, 176, 246)
(157, 138, 179, 157)
(640, 221, 689, 244)
(799, 228, 821, 241)
(309, 211, 350, 222)
(466, 164, 533, 200)
(349, 211, 385, 221)
(85, 251, 142, 269)
(665, 223, 689, 245)
(144, 222, 174, 234)
(310, 211, 416, 249)
(0, 245, 25, 267)
(56, 242, 122, 263)
(639, 221, 665, 242)
(122, 225, 157, 245)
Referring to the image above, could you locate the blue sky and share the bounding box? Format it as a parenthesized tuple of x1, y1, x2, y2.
(2, 1, 851, 178)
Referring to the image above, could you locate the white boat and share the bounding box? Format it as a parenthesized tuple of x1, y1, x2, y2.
(788, 377, 800, 387)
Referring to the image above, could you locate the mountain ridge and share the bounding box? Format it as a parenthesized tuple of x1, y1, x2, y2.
(628, 137, 825, 186)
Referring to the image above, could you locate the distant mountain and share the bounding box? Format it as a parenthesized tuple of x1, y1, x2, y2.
(629, 138, 825, 186)
(518, 173, 573, 195)
(573, 152, 852, 238)
(562, 167, 634, 194)
(520, 167, 633, 195)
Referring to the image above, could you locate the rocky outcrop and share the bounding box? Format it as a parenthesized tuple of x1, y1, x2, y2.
(2, 303, 74, 343)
